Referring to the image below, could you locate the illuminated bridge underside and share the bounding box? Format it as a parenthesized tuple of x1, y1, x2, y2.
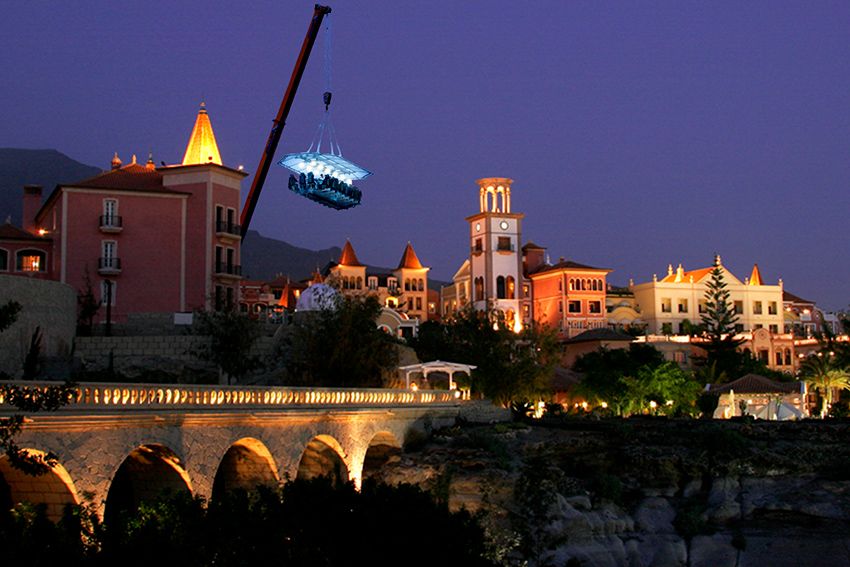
(0, 382, 460, 519)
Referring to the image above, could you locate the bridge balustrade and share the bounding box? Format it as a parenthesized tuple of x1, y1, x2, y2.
(0, 381, 460, 413)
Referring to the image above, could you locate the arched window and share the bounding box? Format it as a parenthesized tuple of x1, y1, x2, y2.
(506, 276, 515, 299)
(418, 279, 424, 291)
(496, 276, 506, 299)
(356, 277, 363, 289)
(569, 279, 575, 291)
(16, 249, 46, 272)
(474, 277, 484, 301)
(404, 279, 410, 291)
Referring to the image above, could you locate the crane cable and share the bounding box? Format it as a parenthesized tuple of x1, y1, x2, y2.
(309, 15, 342, 156)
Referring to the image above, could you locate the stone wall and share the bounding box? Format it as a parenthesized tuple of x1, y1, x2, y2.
(0, 274, 76, 378)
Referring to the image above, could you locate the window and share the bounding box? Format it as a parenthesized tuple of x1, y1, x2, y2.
(215, 285, 224, 310)
(496, 276, 506, 299)
(523, 284, 530, 298)
(768, 301, 778, 315)
(388, 278, 398, 292)
(661, 298, 672, 313)
(386, 298, 397, 308)
(754, 324, 763, 330)
(17, 249, 46, 272)
(100, 280, 116, 307)
(216, 205, 224, 224)
(418, 279, 424, 291)
(506, 276, 515, 299)
(677, 299, 688, 313)
(775, 352, 783, 366)
(734, 301, 743, 314)
(568, 300, 581, 313)
(698, 301, 707, 314)
(428, 302, 436, 314)
(784, 349, 792, 365)
(474, 238, 483, 252)
(416, 297, 422, 310)
(753, 301, 763, 315)
(497, 237, 511, 251)
(368, 277, 378, 290)
(569, 279, 575, 291)
(474, 277, 484, 301)
(758, 350, 769, 363)
(558, 301, 563, 313)
(734, 323, 744, 333)
(0, 249, 7, 271)
(405, 279, 411, 291)
(588, 301, 601, 314)
(523, 304, 530, 317)
(769, 324, 778, 333)
(103, 199, 119, 227)
(356, 276, 363, 290)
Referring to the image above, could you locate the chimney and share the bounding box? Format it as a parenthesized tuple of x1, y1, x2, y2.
(22, 185, 42, 233)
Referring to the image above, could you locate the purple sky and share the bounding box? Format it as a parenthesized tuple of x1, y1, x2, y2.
(2, 2, 849, 309)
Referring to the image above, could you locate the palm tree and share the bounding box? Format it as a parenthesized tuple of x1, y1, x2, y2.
(802, 355, 850, 418)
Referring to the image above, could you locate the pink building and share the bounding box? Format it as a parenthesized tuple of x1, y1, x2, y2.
(3, 103, 246, 322)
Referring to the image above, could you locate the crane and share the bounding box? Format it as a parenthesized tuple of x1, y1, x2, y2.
(240, 4, 332, 238)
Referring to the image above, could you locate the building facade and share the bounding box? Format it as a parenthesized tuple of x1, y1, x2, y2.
(3, 102, 246, 322)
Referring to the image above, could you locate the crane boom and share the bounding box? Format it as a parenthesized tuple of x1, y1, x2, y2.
(240, 4, 332, 238)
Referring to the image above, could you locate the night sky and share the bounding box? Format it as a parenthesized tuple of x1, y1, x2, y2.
(2, 2, 849, 309)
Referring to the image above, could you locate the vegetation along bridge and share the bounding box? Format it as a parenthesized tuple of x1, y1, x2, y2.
(0, 382, 462, 522)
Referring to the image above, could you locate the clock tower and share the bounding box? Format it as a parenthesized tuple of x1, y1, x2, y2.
(466, 177, 525, 330)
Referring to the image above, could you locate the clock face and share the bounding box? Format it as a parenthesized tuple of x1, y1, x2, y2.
(475, 223, 481, 232)
(500, 220, 509, 230)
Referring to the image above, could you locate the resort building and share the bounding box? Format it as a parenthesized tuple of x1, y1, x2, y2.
(2, 102, 246, 322)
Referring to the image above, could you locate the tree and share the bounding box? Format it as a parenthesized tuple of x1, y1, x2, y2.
(573, 344, 665, 414)
(280, 294, 399, 388)
(696, 260, 745, 376)
(193, 308, 262, 384)
(76, 268, 100, 336)
(408, 307, 559, 406)
(802, 355, 850, 418)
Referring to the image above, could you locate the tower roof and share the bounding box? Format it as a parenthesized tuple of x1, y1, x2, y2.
(182, 102, 222, 166)
(397, 242, 424, 270)
(748, 264, 763, 285)
(338, 240, 363, 267)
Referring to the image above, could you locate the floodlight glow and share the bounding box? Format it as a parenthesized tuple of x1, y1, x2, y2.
(278, 152, 372, 182)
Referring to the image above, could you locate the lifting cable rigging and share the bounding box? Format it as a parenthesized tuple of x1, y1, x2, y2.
(278, 12, 371, 210)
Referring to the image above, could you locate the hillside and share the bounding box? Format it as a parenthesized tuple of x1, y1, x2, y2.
(240, 230, 342, 281)
(0, 148, 101, 224)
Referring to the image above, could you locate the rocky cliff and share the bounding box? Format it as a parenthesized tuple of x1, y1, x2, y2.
(374, 418, 850, 566)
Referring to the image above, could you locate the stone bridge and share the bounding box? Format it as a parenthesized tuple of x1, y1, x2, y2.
(0, 382, 464, 522)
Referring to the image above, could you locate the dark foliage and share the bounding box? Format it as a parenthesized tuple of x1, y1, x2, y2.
(280, 294, 399, 388)
(1, 478, 494, 567)
(193, 307, 262, 384)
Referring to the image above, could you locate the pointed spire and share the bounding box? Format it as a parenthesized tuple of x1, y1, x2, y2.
(182, 101, 222, 166)
(397, 242, 424, 270)
(748, 263, 763, 286)
(338, 240, 363, 267)
(111, 152, 122, 170)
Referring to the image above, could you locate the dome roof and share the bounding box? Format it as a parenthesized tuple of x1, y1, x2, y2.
(295, 283, 339, 312)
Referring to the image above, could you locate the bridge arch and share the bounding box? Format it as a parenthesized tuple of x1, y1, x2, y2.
(0, 449, 79, 521)
(296, 434, 349, 485)
(360, 431, 402, 482)
(104, 443, 192, 526)
(212, 437, 279, 500)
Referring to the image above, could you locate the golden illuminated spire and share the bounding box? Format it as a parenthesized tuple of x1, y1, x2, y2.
(748, 263, 763, 286)
(182, 102, 222, 166)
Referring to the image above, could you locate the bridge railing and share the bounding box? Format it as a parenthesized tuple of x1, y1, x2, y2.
(0, 381, 461, 412)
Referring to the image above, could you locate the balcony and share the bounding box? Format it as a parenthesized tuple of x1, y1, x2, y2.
(98, 257, 121, 275)
(99, 215, 123, 233)
(215, 220, 241, 242)
(215, 262, 242, 280)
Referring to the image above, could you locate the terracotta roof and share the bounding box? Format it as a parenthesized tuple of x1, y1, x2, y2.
(660, 265, 714, 283)
(338, 240, 363, 267)
(748, 264, 763, 286)
(397, 242, 425, 270)
(522, 241, 546, 250)
(529, 259, 610, 276)
(709, 374, 801, 395)
(0, 222, 50, 242)
(783, 290, 814, 305)
(68, 163, 167, 191)
(563, 328, 634, 344)
(182, 102, 222, 166)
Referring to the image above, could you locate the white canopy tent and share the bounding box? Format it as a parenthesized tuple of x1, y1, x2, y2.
(398, 360, 476, 394)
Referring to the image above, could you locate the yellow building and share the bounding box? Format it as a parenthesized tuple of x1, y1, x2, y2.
(632, 255, 784, 336)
